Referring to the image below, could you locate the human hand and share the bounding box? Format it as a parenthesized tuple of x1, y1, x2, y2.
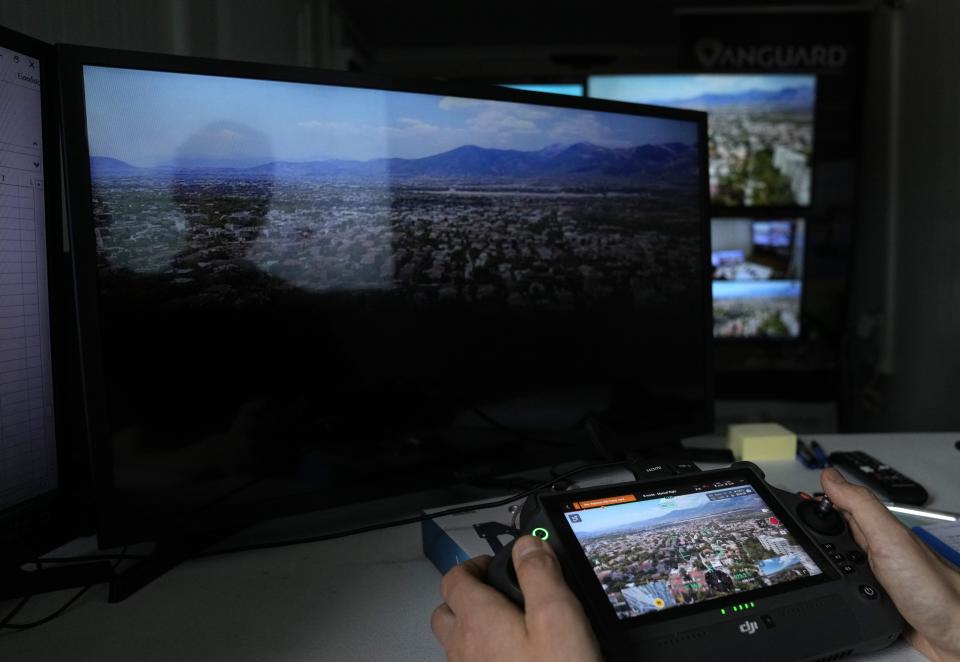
(431, 535, 602, 662)
(821, 468, 960, 662)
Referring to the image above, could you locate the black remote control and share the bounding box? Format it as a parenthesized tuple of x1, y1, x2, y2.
(828, 451, 929, 505)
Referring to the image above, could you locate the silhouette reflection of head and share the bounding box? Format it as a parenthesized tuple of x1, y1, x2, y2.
(109, 122, 290, 489)
(168, 121, 275, 298)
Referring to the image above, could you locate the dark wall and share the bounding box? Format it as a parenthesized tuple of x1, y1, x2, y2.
(0, 0, 344, 67)
(849, 1, 960, 431)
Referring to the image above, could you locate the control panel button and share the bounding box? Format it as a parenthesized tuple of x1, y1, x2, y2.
(531, 527, 550, 541)
(847, 550, 866, 564)
(859, 584, 879, 600)
(840, 563, 856, 574)
(821, 542, 836, 552)
(830, 552, 846, 563)
(636, 461, 674, 478)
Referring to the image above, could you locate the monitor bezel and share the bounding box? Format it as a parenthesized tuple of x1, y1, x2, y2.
(0, 25, 79, 567)
(539, 467, 839, 632)
(57, 44, 715, 548)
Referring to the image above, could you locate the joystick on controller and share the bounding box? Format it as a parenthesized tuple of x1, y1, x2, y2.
(486, 538, 525, 606)
(797, 497, 846, 536)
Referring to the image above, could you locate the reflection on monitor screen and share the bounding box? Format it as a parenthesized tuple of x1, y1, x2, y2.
(564, 482, 822, 620)
(588, 74, 816, 207)
(501, 83, 584, 97)
(713, 280, 801, 338)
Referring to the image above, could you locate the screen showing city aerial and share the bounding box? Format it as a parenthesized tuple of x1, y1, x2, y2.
(588, 74, 816, 208)
(78, 65, 708, 524)
(563, 480, 823, 620)
(711, 218, 804, 338)
(713, 280, 801, 338)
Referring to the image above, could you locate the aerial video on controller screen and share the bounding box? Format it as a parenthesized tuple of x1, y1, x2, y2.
(564, 482, 823, 620)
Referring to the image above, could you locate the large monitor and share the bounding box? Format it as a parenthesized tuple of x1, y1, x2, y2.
(59, 47, 712, 547)
(587, 74, 817, 209)
(0, 25, 72, 570)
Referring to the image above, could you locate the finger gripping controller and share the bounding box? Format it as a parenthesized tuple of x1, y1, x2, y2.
(481, 465, 903, 662)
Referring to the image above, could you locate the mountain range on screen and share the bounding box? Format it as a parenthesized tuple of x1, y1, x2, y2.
(90, 141, 697, 181)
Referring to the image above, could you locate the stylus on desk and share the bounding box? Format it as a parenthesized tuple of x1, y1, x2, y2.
(883, 503, 959, 522)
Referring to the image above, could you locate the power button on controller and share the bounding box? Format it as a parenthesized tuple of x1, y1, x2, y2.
(859, 584, 879, 600)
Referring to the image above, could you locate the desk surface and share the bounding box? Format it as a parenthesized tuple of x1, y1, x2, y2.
(1, 432, 958, 661)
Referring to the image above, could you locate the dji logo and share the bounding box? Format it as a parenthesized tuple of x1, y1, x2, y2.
(738, 620, 759, 636)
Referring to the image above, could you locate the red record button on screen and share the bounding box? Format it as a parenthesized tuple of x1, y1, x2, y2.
(768, 517, 780, 526)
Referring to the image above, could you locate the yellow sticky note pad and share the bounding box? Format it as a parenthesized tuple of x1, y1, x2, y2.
(727, 423, 796, 461)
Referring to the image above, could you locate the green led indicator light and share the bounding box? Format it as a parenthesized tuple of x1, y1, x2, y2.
(750, 602, 755, 608)
(721, 609, 726, 615)
(733, 606, 738, 612)
(531, 527, 550, 541)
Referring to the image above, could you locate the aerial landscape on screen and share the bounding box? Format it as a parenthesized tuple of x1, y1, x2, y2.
(567, 486, 821, 620)
(83, 66, 703, 312)
(589, 74, 816, 207)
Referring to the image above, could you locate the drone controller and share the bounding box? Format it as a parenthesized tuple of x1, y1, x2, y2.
(486, 462, 904, 662)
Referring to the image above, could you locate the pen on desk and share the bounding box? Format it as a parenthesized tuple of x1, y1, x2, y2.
(810, 440, 830, 468)
(796, 440, 819, 469)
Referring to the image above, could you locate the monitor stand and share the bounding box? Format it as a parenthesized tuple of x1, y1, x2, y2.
(584, 412, 734, 465)
(108, 528, 240, 603)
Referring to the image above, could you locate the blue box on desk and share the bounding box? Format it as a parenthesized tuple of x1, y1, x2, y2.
(421, 468, 636, 574)
(421, 498, 517, 574)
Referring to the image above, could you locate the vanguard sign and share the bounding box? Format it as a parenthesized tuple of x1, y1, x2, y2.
(696, 39, 849, 69)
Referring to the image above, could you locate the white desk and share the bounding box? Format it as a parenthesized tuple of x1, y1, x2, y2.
(1, 432, 958, 661)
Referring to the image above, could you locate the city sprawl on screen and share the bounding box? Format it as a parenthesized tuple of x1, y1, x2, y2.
(566, 485, 822, 620)
(83, 67, 702, 311)
(589, 74, 815, 208)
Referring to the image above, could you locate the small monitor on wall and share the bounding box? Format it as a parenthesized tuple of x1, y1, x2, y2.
(710, 218, 805, 339)
(587, 74, 816, 209)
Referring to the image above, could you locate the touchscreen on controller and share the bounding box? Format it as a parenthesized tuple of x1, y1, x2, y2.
(562, 479, 824, 620)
